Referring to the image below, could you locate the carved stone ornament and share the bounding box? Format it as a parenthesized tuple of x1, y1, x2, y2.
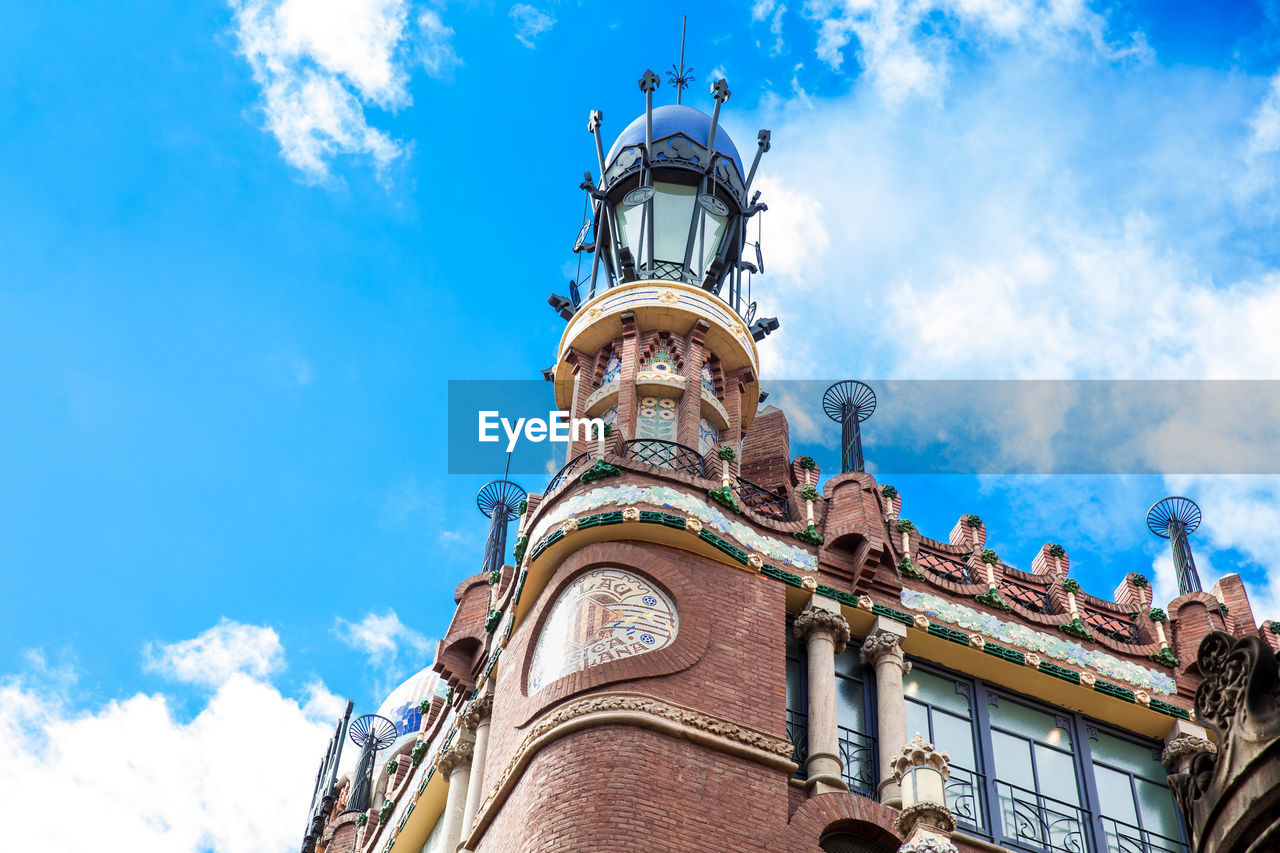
(1161, 735, 1217, 770)
(890, 733, 952, 782)
(860, 629, 905, 668)
(1168, 631, 1280, 853)
(898, 838, 959, 853)
(621, 506, 640, 522)
(461, 694, 494, 731)
(793, 607, 851, 654)
(684, 517, 703, 534)
(435, 740, 474, 776)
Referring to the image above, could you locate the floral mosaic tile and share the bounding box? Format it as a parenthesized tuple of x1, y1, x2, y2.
(528, 484, 816, 571)
(900, 588, 1176, 695)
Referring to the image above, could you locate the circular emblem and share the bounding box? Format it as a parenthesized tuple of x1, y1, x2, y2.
(573, 221, 591, 252)
(642, 595, 657, 606)
(641, 634, 655, 645)
(697, 193, 729, 217)
(623, 186, 656, 206)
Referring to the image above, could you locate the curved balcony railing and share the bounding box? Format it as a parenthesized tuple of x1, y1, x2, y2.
(786, 708, 808, 779)
(838, 724, 876, 798)
(917, 550, 974, 585)
(1001, 577, 1055, 614)
(546, 451, 592, 494)
(624, 439, 706, 478)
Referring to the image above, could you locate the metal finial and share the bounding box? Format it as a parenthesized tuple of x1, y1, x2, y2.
(342, 714, 397, 815)
(823, 381, 877, 474)
(478, 479, 526, 579)
(1147, 497, 1203, 595)
(667, 16, 693, 104)
(639, 69, 659, 94)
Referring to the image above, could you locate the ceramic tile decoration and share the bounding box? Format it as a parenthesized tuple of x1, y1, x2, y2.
(636, 396, 678, 440)
(700, 362, 716, 396)
(600, 353, 621, 387)
(528, 568, 678, 693)
(900, 588, 1177, 695)
(527, 484, 818, 571)
(698, 416, 719, 455)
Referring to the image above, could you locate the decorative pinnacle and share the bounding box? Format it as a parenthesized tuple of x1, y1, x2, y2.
(668, 15, 693, 104)
(639, 69, 659, 94)
(587, 110, 602, 134)
(891, 733, 952, 782)
(711, 78, 731, 103)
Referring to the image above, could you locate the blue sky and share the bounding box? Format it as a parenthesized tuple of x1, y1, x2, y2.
(4, 1, 1280, 850)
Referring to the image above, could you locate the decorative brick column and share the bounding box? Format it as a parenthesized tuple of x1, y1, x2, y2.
(458, 694, 494, 849)
(793, 599, 851, 795)
(861, 617, 911, 808)
(434, 737, 474, 852)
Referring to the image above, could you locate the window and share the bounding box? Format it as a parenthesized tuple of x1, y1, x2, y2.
(904, 667, 988, 837)
(1090, 730, 1184, 853)
(786, 620, 878, 796)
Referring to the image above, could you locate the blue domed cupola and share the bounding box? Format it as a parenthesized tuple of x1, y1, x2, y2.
(553, 70, 775, 339)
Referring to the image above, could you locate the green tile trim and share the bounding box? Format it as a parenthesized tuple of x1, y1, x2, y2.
(698, 528, 749, 564)
(1094, 681, 1136, 703)
(1039, 661, 1081, 684)
(872, 603, 916, 627)
(815, 584, 859, 608)
(928, 623, 971, 646)
(983, 642, 1026, 666)
(1150, 698, 1191, 720)
(760, 565, 803, 587)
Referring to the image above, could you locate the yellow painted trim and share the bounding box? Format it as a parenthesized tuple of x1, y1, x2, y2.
(385, 761, 449, 853)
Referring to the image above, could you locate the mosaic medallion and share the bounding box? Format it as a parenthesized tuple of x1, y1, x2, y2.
(528, 569, 678, 693)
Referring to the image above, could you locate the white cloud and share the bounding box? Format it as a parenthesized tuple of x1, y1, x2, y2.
(335, 609, 433, 662)
(509, 4, 555, 49)
(227, 0, 458, 182)
(145, 619, 284, 688)
(1, 633, 340, 853)
(753, 0, 788, 55)
(799, 0, 1149, 102)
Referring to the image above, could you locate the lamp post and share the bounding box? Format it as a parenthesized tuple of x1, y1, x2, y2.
(891, 733, 958, 853)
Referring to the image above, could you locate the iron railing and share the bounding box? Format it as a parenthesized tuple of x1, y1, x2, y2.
(786, 708, 808, 779)
(546, 451, 592, 493)
(945, 765, 990, 838)
(1097, 814, 1188, 853)
(625, 439, 706, 477)
(837, 724, 876, 797)
(731, 475, 791, 521)
(917, 550, 973, 585)
(1001, 577, 1055, 614)
(1082, 608, 1141, 645)
(996, 779, 1090, 853)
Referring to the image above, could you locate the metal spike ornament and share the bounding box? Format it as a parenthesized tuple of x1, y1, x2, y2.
(477, 479, 527, 579)
(667, 16, 693, 104)
(302, 700, 353, 852)
(1147, 496, 1204, 595)
(343, 714, 397, 815)
(823, 381, 877, 474)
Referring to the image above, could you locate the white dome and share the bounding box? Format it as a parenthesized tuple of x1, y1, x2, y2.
(373, 667, 446, 764)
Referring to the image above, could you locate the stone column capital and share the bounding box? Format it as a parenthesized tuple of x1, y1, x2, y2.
(1161, 735, 1216, 770)
(793, 606, 851, 654)
(462, 694, 494, 731)
(436, 740, 474, 777)
(861, 629, 909, 671)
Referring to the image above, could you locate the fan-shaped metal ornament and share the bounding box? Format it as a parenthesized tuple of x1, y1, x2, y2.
(1146, 496, 1202, 538)
(348, 714, 398, 750)
(477, 480, 527, 521)
(823, 380, 877, 423)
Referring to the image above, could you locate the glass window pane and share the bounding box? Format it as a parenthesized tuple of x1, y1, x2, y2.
(694, 209, 727, 279)
(935, 711, 976, 769)
(905, 699, 930, 746)
(615, 199, 646, 264)
(991, 730, 1035, 791)
(904, 669, 971, 718)
(1095, 765, 1138, 825)
(652, 182, 696, 265)
(1137, 778, 1182, 842)
(1093, 730, 1164, 780)
(1035, 744, 1081, 807)
(990, 696, 1070, 747)
(835, 674, 867, 733)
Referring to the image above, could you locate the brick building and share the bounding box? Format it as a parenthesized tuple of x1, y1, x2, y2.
(298, 72, 1279, 853)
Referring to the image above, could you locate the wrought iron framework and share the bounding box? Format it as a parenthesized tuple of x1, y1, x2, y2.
(547, 451, 592, 493)
(917, 549, 973, 585)
(1147, 497, 1203, 595)
(478, 479, 526, 579)
(1000, 577, 1054, 614)
(301, 700, 353, 853)
(343, 714, 397, 815)
(731, 475, 790, 521)
(996, 779, 1089, 853)
(838, 724, 876, 798)
(823, 381, 876, 474)
(625, 438, 705, 477)
(787, 707, 809, 779)
(1081, 607, 1141, 645)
